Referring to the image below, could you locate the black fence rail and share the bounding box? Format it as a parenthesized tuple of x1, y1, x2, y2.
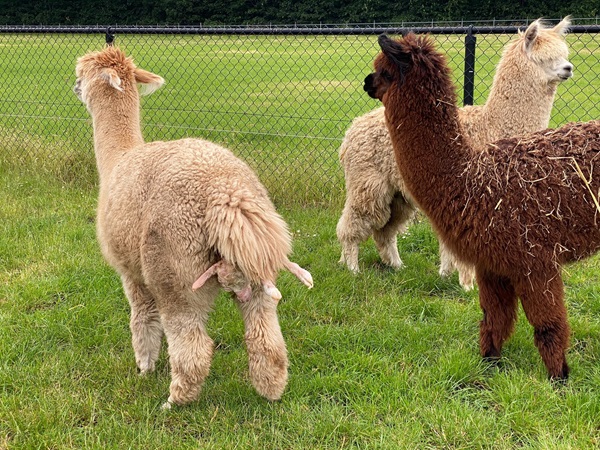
(1, 19, 599, 205)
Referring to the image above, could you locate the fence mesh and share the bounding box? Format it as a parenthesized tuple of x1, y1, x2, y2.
(1, 21, 599, 205)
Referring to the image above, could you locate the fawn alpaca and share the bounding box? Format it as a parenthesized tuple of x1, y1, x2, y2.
(74, 46, 311, 407)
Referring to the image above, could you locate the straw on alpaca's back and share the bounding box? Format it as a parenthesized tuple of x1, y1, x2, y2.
(337, 17, 572, 286)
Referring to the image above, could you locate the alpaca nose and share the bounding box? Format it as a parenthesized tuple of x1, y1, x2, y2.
(561, 63, 574, 79)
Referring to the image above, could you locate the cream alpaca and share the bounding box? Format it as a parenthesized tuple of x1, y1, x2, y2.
(74, 46, 312, 408)
(337, 17, 572, 289)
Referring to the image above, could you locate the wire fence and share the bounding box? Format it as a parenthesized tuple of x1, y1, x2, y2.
(1, 19, 600, 205)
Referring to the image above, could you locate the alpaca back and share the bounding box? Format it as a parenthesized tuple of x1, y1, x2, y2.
(339, 106, 407, 195)
(101, 138, 291, 287)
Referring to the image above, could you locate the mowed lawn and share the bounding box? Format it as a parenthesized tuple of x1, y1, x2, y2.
(1, 31, 600, 448)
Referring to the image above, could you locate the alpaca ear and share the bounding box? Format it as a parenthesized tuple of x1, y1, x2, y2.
(523, 20, 540, 53)
(553, 16, 571, 36)
(100, 68, 124, 92)
(134, 68, 165, 96)
(378, 34, 412, 71)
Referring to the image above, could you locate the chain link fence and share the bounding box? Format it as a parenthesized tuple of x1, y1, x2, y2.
(1, 20, 600, 205)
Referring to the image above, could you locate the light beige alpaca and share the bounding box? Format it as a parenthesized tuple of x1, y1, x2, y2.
(337, 17, 573, 289)
(74, 46, 312, 408)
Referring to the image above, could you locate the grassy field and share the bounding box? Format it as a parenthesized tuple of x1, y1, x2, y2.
(2, 30, 600, 448)
(2, 169, 600, 449)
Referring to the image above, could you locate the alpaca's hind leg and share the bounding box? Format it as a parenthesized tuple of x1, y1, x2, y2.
(237, 294, 288, 400)
(438, 242, 476, 290)
(476, 268, 518, 359)
(516, 275, 570, 380)
(373, 193, 416, 269)
(438, 241, 456, 277)
(161, 308, 215, 408)
(121, 276, 163, 375)
(336, 205, 375, 273)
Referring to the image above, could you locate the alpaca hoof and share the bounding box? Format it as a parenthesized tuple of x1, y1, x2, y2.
(438, 267, 453, 278)
(340, 259, 360, 273)
(137, 360, 156, 375)
(460, 281, 475, 292)
(387, 259, 404, 270)
(549, 360, 569, 382)
(342, 262, 359, 274)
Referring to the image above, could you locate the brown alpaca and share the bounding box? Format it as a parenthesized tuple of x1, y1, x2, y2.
(74, 46, 312, 407)
(337, 18, 572, 291)
(365, 33, 600, 379)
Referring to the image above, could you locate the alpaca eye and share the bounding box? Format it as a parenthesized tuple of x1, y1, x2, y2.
(382, 71, 393, 82)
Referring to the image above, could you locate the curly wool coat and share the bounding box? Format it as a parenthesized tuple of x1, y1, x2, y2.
(366, 32, 600, 380)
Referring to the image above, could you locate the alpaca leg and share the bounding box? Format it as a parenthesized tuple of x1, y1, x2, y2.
(336, 205, 375, 273)
(121, 276, 163, 374)
(457, 262, 476, 291)
(373, 193, 416, 269)
(476, 268, 518, 359)
(438, 241, 456, 277)
(454, 257, 476, 291)
(237, 294, 288, 400)
(516, 275, 570, 380)
(438, 242, 476, 290)
(161, 309, 214, 407)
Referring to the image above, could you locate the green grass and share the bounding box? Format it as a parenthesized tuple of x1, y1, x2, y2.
(2, 170, 600, 449)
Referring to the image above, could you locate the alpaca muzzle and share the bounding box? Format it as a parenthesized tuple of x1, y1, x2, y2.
(363, 73, 378, 99)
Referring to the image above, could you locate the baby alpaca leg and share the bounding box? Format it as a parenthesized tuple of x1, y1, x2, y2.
(516, 275, 570, 380)
(476, 268, 518, 359)
(237, 294, 288, 400)
(373, 193, 416, 269)
(121, 276, 163, 374)
(161, 310, 214, 407)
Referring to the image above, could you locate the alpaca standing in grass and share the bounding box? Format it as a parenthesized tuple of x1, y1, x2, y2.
(365, 32, 600, 379)
(74, 46, 311, 407)
(337, 18, 572, 290)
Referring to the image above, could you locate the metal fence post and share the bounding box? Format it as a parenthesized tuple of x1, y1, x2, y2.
(106, 27, 115, 46)
(463, 25, 476, 105)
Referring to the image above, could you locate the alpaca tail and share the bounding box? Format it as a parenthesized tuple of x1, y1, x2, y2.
(204, 188, 292, 285)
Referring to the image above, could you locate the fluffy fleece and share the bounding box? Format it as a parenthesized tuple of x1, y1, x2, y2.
(365, 32, 600, 379)
(337, 17, 572, 290)
(74, 46, 306, 407)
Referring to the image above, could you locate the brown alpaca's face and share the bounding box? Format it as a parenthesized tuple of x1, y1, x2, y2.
(363, 68, 392, 101)
(363, 34, 413, 102)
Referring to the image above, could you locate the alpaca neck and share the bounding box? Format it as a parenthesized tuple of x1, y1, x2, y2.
(91, 95, 144, 182)
(385, 89, 470, 219)
(479, 58, 557, 139)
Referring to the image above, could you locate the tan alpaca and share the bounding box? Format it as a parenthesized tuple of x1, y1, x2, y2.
(74, 46, 312, 408)
(337, 17, 573, 289)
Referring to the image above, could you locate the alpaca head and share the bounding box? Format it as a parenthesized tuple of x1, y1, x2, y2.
(73, 46, 165, 113)
(364, 33, 456, 109)
(510, 16, 573, 85)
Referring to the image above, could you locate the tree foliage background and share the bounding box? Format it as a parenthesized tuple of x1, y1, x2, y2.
(0, 0, 598, 25)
